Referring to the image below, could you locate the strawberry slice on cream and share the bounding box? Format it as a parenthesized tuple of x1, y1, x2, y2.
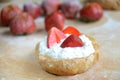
(63, 26, 81, 36)
(47, 27, 66, 48)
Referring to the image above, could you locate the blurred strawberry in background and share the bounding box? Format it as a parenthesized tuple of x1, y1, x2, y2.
(41, 0, 60, 15)
(24, 3, 42, 19)
(10, 12, 36, 35)
(0, 4, 22, 26)
(60, 0, 80, 19)
(80, 2, 103, 22)
(45, 11, 65, 32)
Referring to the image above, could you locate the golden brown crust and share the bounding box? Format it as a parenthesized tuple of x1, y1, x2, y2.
(35, 35, 100, 75)
(88, 0, 120, 10)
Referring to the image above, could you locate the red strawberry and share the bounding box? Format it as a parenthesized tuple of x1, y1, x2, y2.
(61, 34, 84, 48)
(63, 26, 81, 36)
(42, 0, 60, 15)
(1, 4, 22, 26)
(24, 3, 41, 19)
(10, 12, 36, 35)
(47, 27, 66, 48)
(80, 2, 103, 22)
(60, 0, 80, 19)
(45, 11, 65, 32)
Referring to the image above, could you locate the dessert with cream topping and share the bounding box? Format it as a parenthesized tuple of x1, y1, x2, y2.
(36, 26, 100, 75)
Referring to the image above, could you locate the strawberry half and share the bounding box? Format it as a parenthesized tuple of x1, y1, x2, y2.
(63, 26, 81, 36)
(61, 34, 84, 48)
(47, 27, 66, 48)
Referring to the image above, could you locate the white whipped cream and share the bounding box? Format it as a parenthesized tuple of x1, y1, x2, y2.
(38, 35, 95, 59)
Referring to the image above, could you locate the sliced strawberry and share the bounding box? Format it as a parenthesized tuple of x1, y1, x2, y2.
(47, 27, 66, 48)
(61, 34, 84, 48)
(63, 26, 81, 36)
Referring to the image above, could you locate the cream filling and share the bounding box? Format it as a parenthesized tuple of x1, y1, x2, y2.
(38, 35, 95, 59)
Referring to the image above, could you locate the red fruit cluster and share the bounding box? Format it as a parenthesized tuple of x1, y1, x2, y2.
(0, 4, 38, 35)
(47, 26, 84, 48)
(0, 1, 103, 36)
(1, 4, 22, 26)
(44, 0, 103, 32)
(41, 0, 103, 21)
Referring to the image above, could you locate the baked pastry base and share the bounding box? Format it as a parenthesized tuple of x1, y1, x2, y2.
(88, 0, 120, 10)
(35, 35, 100, 75)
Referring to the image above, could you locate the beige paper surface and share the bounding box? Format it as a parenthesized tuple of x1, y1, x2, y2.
(0, 0, 120, 80)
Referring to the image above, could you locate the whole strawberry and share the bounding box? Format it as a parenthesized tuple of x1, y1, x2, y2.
(80, 2, 103, 22)
(24, 3, 41, 19)
(0, 4, 22, 26)
(60, 0, 80, 19)
(10, 12, 36, 35)
(45, 11, 65, 32)
(42, 0, 60, 15)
